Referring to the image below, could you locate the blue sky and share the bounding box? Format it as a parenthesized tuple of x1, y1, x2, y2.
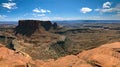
(0, 0, 120, 21)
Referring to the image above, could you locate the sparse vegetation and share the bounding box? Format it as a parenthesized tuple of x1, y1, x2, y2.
(0, 21, 120, 60)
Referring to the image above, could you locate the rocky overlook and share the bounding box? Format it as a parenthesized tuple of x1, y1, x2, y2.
(0, 42, 120, 67)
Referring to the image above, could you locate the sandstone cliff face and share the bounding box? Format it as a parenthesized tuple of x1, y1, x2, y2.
(31, 42, 120, 67)
(0, 44, 31, 67)
(13, 20, 67, 60)
(1, 42, 120, 67)
(77, 42, 120, 67)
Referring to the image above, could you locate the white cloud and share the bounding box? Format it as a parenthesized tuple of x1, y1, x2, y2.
(80, 7, 92, 13)
(33, 8, 41, 13)
(47, 10, 51, 13)
(103, 2, 111, 9)
(0, 15, 7, 19)
(32, 8, 51, 18)
(95, 4, 120, 13)
(33, 8, 51, 13)
(95, 2, 120, 17)
(2, 2, 17, 9)
(40, 9, 47, 13)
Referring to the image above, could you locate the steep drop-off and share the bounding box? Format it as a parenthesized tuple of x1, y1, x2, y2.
(12, 20, 68, 60)
(0, 41, 120, 67)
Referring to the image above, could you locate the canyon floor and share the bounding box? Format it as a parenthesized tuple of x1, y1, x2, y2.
(0, 20, 120, 67)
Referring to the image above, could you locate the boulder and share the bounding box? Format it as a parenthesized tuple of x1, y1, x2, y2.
(0, 44, 31, 67)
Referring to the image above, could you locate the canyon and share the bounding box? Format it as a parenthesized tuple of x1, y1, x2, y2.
(0, 20, 120, 67)
(0, 41, 120, 67)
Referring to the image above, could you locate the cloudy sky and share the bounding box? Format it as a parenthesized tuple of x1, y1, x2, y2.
(0, 0, 120, 21)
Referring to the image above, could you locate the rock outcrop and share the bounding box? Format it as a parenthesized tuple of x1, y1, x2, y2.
(53, 22, 58, 29)
(31, 42, 120, 67)
(15, 20, 41, 36)
(15, 20, 58, 36)
(13, 20, 67, 60)
(0, 42, 120, 67)
(77, 42, 120, 67)
(0, 44, 31, 67)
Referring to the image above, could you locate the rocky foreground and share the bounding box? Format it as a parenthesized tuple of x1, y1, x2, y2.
(0, 42, 120, 67)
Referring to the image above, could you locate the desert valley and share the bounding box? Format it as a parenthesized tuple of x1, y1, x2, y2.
(0, 0, 120, 67)
(0, 20, 120, 67)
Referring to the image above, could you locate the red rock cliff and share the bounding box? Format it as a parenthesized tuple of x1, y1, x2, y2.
(14, 20, 56, 36)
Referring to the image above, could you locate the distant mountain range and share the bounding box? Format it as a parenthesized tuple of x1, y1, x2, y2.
(0, 21, 18, 24)
(0, 20, 120, 24)
(54, 20, 120, 23)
